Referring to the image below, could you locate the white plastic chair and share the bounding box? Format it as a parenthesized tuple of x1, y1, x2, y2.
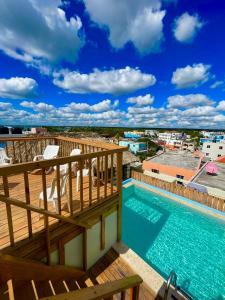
(39, 165, 69, 213)
(53, 148, 81, 173)
(33, 145, 59, 161)
(76, 158, 97, 191)
(0, 148, 12, 166)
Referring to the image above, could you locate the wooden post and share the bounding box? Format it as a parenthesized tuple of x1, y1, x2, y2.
(56, 165, 62, 215)
(116, 152, 123, 242)
(24, 171, 32, 238)
(3, 176, 14, 246)
(68, 162, 73, 216)
(42, 168, 51, 265)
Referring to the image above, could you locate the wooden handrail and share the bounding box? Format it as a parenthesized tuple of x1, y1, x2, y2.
(0, 195, 90, 228)
(0, 254, 85, 282)
(55, 136, 125, 150)
(39, 275, 142, 300)
(0, 136, 56, 142)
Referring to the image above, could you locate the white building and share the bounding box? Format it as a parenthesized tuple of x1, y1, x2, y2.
(202, 142, 225, 160)
(145, 130, 158, 137)
(158, 132, 185, 142)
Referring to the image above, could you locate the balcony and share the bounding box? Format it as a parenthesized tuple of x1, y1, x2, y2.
(0, 136, 126, 253)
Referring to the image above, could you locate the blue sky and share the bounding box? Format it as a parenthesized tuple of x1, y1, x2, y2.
(0, 0, 225, 128)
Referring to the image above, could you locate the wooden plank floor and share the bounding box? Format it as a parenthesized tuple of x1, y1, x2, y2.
(78, 248, 155, 300)
(0, 171, 116, 250)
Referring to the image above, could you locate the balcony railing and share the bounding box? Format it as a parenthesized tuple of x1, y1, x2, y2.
(0, 136, 126, 261)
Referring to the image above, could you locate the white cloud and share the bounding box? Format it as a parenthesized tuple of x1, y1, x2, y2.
(20, 101, 54, 112)
(167, 94, 213, 108)
(0, 102, 12, 110)
(0, 77, 38, 99)
(0, 0, 83, 72)
(83, 0, 165, 54)
(171, 63, 210, 88)
(173, 12, 204, 43)
(126, 94, 154, 106)
(182, 106, 216, 117)
(1, 95, 225, 129)
(61, 99, 118, 112)
(217, 101, 225, 111)
(210, 81, 224, 89)
(53, 67, 156, 95)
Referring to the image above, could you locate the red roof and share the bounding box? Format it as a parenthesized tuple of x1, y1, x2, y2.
(216, 155, 225, 163)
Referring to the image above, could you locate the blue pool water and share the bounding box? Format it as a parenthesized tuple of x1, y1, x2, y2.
(122, 183, 225, 300)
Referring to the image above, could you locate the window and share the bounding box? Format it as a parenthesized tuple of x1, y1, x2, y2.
(176, 174, 184, 179)
(206, 153, 209, 156)
(218, 154, 221, 157)
(207, 145, 210, 148)
(219, 146, 223, 150)
(152, 169, 159, 174)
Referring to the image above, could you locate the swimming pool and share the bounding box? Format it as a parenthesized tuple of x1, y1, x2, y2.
(122, 180, 225, 300)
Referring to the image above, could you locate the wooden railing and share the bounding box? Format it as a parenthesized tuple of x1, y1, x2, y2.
(0, 135, 121, 163)
(0, 254, 85, 282)
(39, 275, 142, 300)
(0, 136, 126, 260)
(131, 170, 225, 212)
(0, 136, 56, 163)
(0, 254, 142, 300)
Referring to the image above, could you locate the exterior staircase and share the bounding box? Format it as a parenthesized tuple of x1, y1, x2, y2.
(0, 254, 142, 300)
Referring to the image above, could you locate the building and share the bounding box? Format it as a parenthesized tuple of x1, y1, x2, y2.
(143, 151, 202, 182)
(158, 132, 186, 142)
(144, 129, 158, 137)
(124, 131, 144, 139)
(202, 142, 225, 160)
(31, 127, 48, 134)
(192, 161, 225, 199)
(119, 140, 147, 154)
(200, 133, 225, 144)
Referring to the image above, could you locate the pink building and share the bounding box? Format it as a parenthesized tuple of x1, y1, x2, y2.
(31, 127, 48, 134)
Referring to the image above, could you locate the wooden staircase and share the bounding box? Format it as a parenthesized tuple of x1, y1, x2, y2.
(0, 254, 142, 300)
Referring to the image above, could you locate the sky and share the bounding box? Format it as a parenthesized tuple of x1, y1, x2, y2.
(0, 0, 225, 128)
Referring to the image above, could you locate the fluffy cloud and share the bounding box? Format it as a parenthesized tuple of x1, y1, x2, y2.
(1, 94, 225, 128)
(0, 0, 83, 72)
(61, 99, 119, 113)
(173, 13, 204, 43)
(171, 63, 210, 88)
(167, 94, 213, 108)
(217, 101, 225, 111)
(83, 0, 165, 54)
(0, 77, 38, 99)
(20, 101, 54, 112)
(53, 67, 156, 95)
(126, 94, 154, 106)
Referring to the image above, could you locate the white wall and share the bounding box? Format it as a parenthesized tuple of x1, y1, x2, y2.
(49, 210, 118, 270)
(202, 142, 225, 160)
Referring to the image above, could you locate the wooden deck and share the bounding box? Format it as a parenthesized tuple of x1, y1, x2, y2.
(78, 248, 156, 300)
(0, 171, 116, 250)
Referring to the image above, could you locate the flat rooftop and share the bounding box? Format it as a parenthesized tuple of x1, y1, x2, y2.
(193, 162, 225, 191)
(148, 151, 200, 170)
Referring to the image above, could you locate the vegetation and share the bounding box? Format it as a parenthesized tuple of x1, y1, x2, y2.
(136, 138, 163, 162)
